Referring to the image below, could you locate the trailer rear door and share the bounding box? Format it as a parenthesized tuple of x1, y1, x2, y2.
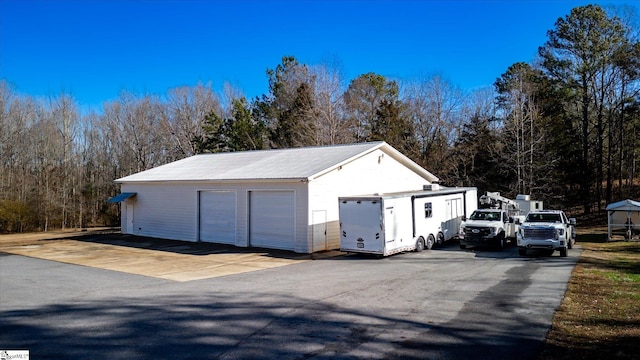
(339, 199, 384, 254)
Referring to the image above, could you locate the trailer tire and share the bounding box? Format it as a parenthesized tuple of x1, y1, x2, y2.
(415, 238, 425, 252)
(426, 235, 435, 250)
(437, 232, 445, 245)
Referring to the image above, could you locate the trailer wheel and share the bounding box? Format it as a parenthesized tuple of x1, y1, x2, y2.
(426, 235, 435, 250)
(415, 238, 425, 252)
(437, 232, 445, 245)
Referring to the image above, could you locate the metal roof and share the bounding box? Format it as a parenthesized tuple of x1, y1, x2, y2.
(338, 186, 475, 200)
(606, 199, 640, 212)
(115, 142, 439, 183)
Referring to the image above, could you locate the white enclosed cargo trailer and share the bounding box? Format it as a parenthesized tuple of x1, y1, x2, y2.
(339, 186, 477, 256)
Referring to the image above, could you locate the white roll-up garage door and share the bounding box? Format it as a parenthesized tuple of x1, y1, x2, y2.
(199, 190, 237, 244)
(250, 191, 295, 251)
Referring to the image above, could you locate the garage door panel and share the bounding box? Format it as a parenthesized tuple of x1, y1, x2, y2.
(250, 191, 295, 251)
(200, 191, 236, 244)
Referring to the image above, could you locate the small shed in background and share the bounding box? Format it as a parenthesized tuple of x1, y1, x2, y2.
(606, 199, 640, 241)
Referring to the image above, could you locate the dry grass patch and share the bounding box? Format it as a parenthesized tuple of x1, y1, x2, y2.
(540, 228, 640, 360)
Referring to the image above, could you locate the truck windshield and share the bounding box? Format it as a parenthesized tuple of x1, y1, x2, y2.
(469, 211, 501, 221)
(526, 213, 561, 222)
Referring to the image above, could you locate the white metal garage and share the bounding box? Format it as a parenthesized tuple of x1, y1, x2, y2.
(111, 142, 443, 253)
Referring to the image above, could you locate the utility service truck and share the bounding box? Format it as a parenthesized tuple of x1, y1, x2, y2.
(459, 192, 541, 250)
(339, 185, 477, 256)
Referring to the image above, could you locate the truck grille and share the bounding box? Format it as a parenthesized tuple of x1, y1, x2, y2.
(466, 227, 492, 237)
(523, 228, 555, 240)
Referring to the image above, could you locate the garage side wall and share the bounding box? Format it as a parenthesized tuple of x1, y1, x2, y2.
(308, 149, 431, 251)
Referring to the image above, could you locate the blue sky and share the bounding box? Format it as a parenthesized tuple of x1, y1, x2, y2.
(0, 0, 636, 112)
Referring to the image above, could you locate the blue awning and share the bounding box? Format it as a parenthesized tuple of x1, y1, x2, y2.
(107, 192, 137, 203)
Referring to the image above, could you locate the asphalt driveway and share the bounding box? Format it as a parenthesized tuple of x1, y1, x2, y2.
(0, 231, 581, 359)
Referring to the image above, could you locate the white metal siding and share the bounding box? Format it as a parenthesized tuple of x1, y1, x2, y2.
(311, 210, 327, 252)
(121, 183, 197, 241)
(199, 190, 236, 244)
(250, 191, 296, 251)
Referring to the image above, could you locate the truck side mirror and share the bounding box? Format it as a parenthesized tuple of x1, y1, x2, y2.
(569, 218, 576, 225)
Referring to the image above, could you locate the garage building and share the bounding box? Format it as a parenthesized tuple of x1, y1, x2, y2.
(111, 141, 439, 253)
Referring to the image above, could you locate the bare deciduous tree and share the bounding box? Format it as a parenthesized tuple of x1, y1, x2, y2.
(162, 83, 222, 159)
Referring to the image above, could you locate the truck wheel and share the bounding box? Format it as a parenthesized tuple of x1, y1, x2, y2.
(437, 232, 445, 245)
(415, 238, 425, 252)
(518, 248, 527, 256)
(426, 235, 435, 250)
(496, 233, 505, 250)
(560, 247, 568, 257)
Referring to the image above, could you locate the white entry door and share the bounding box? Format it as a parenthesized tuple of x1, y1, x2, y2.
(250, 191, 295, 251)
(126, 204, 134, 234)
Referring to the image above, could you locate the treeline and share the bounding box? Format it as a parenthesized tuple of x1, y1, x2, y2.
(1, 4, 639, 232)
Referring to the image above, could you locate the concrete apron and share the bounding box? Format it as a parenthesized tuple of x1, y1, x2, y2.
(0, 229, 335, 282)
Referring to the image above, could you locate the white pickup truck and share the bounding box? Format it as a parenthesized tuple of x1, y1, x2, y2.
(516, 210, 576, 257)
(459, 209, 522, 250)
